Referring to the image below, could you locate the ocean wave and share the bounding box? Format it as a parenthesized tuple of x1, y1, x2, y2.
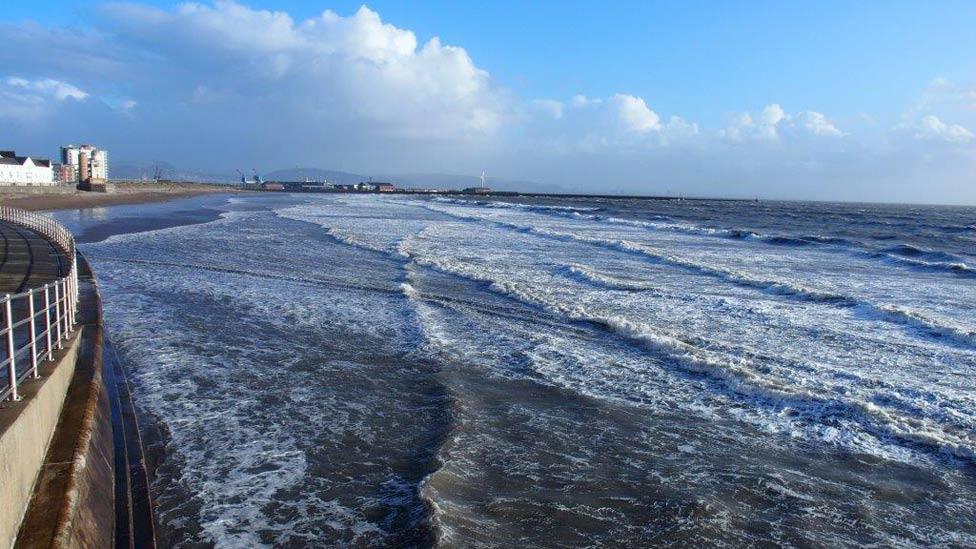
(94, 215, 450, 545)
(939, 223, 976, 233)
(856, 303, 976, 349)
(83, 194, 976, 545)
(559, 264, 661, 292)
(430, 196, 602, 214)
(597, 217, 976, 280)
(433, 199, 976, 279)
(400, 250, 976, 464)
(886, 256, 973, 276)
(882, 242, 923, 256)
(422, 204, 976, 350)
(564, 234, 976, 349)
(871, 246, 975, 277)
(94, 256, 403, 295)
(268, 198, 976, 463)
(883, 244, 966, 264)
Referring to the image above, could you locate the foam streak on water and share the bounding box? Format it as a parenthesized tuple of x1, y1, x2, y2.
(78, 194, 976, 547)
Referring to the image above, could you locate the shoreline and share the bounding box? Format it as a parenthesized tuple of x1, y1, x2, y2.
(0, 183, 238, 212)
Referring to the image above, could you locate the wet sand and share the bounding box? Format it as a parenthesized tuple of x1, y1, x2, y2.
(0, 182, 239, 211)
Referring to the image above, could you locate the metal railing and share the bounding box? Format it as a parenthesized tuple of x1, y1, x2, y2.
(0, 206, 78, 402)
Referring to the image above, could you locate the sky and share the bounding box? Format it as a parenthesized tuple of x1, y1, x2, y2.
(2, 1, 976, 203)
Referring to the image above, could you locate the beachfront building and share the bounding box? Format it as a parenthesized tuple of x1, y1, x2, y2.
(54, 163, 77, 184)
(0, 150, 54, 186)
(60, 144, 109, 182)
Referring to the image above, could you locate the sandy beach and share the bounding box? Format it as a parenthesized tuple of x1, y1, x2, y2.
(0, 182, 239, 211)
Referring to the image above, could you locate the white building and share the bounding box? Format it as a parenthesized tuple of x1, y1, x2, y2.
(0, 151, 54, 186)
(61, 144, 109, 181)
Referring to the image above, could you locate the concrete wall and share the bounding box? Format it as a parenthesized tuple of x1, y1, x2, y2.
(0, 335, 82, 549)
(0, 186, 76, 196)
(13, 255, 116, 549)
(1, 255, 121, 549)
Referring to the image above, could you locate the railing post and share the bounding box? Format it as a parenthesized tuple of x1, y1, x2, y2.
(28, 289, 38, 378)
(66, 275, 73, 329)
(61, 278, 69, 337)
(44, 284, 53, 361)
(68, 271, 73, 325)
(62, 279, 69, 336)
(54, 282, 63, 350)
(66, 276, 71, 321)
(71, 270, 78, 326)
(5, 296, 18, 401)
(74, 271, 78, 319)
(64, 278, 73, 334)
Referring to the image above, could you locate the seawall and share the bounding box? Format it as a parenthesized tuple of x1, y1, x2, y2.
(0, 316, 83, 547)
(1, 252, 155, 548)
(12, 255, 114, 548)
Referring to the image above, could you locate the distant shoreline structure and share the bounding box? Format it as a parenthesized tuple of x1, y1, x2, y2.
(245, 181, 752, 202)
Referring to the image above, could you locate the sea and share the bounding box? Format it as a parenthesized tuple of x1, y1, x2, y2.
(54, 192, 976, 547)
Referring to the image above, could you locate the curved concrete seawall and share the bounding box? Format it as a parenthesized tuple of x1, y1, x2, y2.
(12, 255, 115, 548)
(0, 312, 83, 547)
(0, 209, 154, 548)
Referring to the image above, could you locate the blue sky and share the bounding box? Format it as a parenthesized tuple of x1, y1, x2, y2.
(9, 0, 975, 120)
(2, 1, 976, 202)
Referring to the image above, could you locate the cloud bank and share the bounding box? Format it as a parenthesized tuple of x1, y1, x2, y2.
(1, 1, 975, 203)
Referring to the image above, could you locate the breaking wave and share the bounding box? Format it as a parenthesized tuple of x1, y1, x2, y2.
(428, 197, 976, 278)
(397, 248, 976, 465)
(424, 203, 976, 350)
(559, 264, 662, 292)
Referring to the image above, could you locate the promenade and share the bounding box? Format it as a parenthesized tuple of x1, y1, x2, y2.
(0, 209, 155, 549)
(0, 220, 69, 295)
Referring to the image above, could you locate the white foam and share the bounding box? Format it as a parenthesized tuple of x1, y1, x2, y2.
(396, 198, 976, 463)
(83, 193, 976, 546)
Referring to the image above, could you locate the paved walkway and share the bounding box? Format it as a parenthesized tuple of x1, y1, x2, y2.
(0, 221, 69, 296)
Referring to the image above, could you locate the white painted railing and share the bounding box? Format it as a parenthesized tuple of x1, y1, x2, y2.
(0, 206, 78, 402)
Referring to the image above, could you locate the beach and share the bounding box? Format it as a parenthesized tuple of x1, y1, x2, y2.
(0, 182, 238, 211)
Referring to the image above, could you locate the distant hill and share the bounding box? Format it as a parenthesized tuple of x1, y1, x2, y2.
(113, 162, 564, 193)
(264, 168, 365, 185)
(111, 160, 234, 183)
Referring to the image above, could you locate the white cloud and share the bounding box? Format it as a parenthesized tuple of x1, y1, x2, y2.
(797, 111, 843, 136)
(5, 77, 88, 100)
(663, 115, 699, 139)
(524, 93, 698, 152)
(914, 78, 976, 114)
(614, 93, 661, 133)
(570, 94, 602, 108)
(760, 103, 786, 126)
(533, 99, 564, 119)
(721, 104, 842, 141)
(0, 76, 89, 123)
(913, 115, 974, 142)
(94, 2, 508, 138)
